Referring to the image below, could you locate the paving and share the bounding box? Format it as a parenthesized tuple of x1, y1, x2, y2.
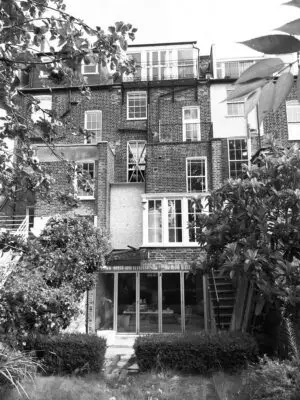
(102, 334, 139, 381)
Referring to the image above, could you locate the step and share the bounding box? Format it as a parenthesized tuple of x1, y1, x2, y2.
(211, 298, 235, 304)
(212, 304, 234, 309)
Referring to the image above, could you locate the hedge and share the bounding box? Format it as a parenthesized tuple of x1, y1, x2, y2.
(20, 333, 106, 375)
(134, 331, 258, 373)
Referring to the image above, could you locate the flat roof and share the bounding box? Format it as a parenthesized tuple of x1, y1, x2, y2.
(128, 41, 197, 48)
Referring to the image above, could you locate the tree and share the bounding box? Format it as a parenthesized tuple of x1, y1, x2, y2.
(0, 0, 136, 201)
(227, 1, 300, 124)
(0, 215, 110, 335)
(195, 142, 300, 313)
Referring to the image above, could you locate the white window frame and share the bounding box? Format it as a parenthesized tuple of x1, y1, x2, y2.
(147, 199, 163, 244)
(84, 110, 102, 144)
(32, 95, 52, 123)
(39, 57, 53, 78)
(127, 91, 147, 120)
(286, 100, 300, 140)
(143, 195, 208, 247)
(187, 198, 202, 243)
(226, 89, 245, 117)
(186, 157, 207, 193)
(228, 138, 248, 179)
(182, 106, 201, 142)
(167, 199, 183, 243)
(127, 140, 146, 182)
(81, 60, 99, 75)
(75, 162, 95, 200)
(216, 60, 256, 79)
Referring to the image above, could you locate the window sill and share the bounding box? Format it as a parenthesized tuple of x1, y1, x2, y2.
(143, 242, 200, 247)
(126, 118, 148, 121)
(225, 115, 244, 118)
(77, 196, 95, 201)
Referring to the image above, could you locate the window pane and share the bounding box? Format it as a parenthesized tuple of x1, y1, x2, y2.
(168, 200, 182, 243)
(77, 162, 95, 197)
(228, 139, 248, 179)
(128, 141, 146, 182)
(127, 92, 147, 119)
(187, 159, 206, 192)
(148, 200, 162, 242)
(287, 101, 300, 123)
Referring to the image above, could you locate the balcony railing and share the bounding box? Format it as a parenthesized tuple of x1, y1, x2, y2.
(123, 59, 199, 82)
(0, 215, 29, 240)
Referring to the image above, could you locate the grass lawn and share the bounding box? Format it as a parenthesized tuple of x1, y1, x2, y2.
(2, 371, 243, 400)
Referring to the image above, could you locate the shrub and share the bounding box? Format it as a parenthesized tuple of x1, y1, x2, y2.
(0, 345, 38, 397)
(238, 357, 300, 400)
(134, 331, 258, 373)
(20, 333, 106, 375)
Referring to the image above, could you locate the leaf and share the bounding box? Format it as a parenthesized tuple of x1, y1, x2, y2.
(236, 58, 285, 84)
(223, 79, 267, 102)
(273, 72, 294, 112)
(275, 18, 300, 35)
(284, 0, 300, 8)
(239, 35, 300, 54)
(296, 68, 300, 104)
(258, 81, 275, 124)
(244, 88, 261, 116)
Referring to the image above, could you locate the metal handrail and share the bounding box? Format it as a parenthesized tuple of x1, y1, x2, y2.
(211, 268, 221, 330)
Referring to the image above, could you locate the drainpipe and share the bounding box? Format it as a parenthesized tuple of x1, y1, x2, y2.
(86, 290, 89, 334)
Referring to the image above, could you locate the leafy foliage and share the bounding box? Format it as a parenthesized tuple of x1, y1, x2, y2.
(0, 345, 38, 398)
(134, 331, 258, 373)
(18, 333, 107, 376)
(195, 143, 300, 310)
(0, 0, 136, 200)
(0, 215, 110, 336)
(227, 2, 300, 123)
(238, 356, 300, 400)
(27, 215, 110, 295)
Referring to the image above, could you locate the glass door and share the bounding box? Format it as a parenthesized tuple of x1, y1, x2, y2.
(117, 273, 136, 332)
(184, 273, 205, 332)
(139, 273, 159, 333)
(162, 273, 182, 332)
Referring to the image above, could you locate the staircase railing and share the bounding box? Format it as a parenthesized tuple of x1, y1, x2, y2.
(211, 268, 221, 330)
(0, 215, 29, 240)
(16, 216, 29, 240)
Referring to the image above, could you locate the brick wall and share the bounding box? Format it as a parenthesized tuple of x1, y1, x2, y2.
(35, 161, 96, 217)
(142, 247, 203, 265)
(263, 82, 300, 146)
(146, 141, 212, 193)
(96, 142, 115, 230)
(114, 131, 147, 183)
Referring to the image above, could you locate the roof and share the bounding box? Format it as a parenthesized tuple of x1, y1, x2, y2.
(128, 41, 197, 48)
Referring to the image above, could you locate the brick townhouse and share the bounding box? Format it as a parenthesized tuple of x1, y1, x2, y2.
(9, 41, 300, 335)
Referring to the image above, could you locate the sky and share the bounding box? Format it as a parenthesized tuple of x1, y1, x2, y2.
(63, 0, 298, 56)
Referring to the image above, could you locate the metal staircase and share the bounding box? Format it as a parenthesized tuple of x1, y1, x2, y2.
(208, 269, 236, 330)
(0, 215, 29, 240)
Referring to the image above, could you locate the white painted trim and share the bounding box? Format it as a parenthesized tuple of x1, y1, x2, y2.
(227, 137, 248, 179)
(142, 196, 204, 247)
(127, 140, 147, 182)
(186, 156, 208, 193)
(182, 106, 201, 142)
(127, 91, 147, 120)
(81, 61, 99, 75)
(75, 161, 96, 199)
(84, 110, 102, 144)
